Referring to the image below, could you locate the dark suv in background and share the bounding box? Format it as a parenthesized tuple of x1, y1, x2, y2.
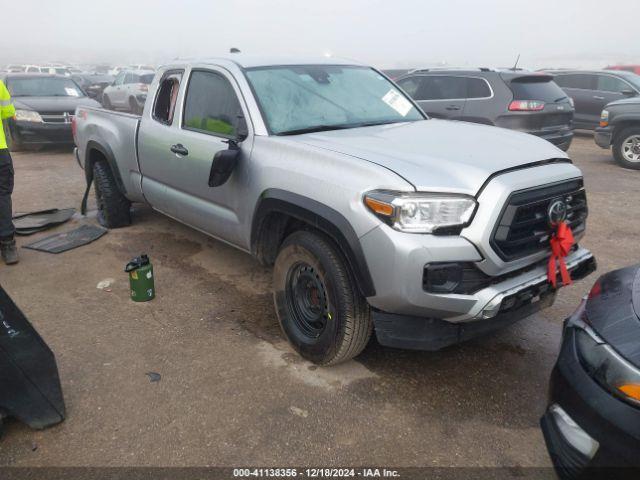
(396, 68, 574, 151)
(546, 70, 640, 130)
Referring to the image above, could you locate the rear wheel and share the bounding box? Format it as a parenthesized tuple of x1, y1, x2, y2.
(93, 160, 131, 228)
(273, 230, 372, 365)
(613, 127, 640, 170)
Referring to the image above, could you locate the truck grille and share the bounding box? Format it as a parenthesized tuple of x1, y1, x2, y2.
(491, 179, 588, 261)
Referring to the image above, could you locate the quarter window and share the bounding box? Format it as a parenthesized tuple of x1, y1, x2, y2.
(396, 77, 421, 97)
(466, 78, 491, 99)
(183, 70, 243, 137)
(153, 71, 184, 125)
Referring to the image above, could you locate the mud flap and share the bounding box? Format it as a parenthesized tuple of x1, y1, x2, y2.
(0, 285, 65, 430)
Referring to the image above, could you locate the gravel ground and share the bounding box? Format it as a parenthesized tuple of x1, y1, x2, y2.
(0, 135, 638, 467)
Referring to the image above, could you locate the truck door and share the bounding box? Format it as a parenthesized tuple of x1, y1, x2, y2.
(138, 67, 251, 246)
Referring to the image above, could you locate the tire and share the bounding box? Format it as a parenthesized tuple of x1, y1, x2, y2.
(102, 94, 112, 110)
(93, 160, 131, 228)
(273, 230, 372, 365)
(613, 127, 640, 170)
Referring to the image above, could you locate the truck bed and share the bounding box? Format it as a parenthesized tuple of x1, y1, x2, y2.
(74, 106, 146, 203)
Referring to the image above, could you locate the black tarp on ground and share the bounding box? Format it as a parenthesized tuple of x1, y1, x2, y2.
(0, 285, 65, 430)
(23, 224, 107, 254)
(13, 208, 76, 236)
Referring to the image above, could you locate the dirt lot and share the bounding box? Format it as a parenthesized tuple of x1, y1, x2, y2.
(0, 135, 638, 467)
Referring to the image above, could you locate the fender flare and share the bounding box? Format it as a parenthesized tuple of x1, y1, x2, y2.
(251, 189, 376, 297)
(84, 140, 127, 196)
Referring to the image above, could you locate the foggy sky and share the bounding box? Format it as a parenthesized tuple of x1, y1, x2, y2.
(2, 0, 638, 70)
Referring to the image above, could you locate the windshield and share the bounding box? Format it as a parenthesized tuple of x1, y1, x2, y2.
(7, 77, 84, 97)
(509, 78, 568, 102)
(245, 65, 425, 135)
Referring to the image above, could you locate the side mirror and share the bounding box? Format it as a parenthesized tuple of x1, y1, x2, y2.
(621, 89, 637, 97)
(209, 142, 241, 187)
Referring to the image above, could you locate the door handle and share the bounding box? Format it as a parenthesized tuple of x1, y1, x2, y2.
(593, 96, 605, 100)
(170, 144, 189, 156)
(446, 105, 461, 111)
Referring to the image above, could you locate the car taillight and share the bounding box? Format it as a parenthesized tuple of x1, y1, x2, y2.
(139, 84, 148, 92)
(508, 100, 545, 111)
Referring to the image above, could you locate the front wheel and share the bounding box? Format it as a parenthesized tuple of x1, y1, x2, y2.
(613, 127, 640, 170)
(273, 230, 372, 365)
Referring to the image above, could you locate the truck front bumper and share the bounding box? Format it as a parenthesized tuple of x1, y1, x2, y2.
(594, 126, 613, 149)
(359, 223, 596, 350)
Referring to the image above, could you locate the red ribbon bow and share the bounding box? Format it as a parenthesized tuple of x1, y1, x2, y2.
(547, 221, 574, 288)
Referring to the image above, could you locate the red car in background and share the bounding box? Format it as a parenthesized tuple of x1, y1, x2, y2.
(606, 65, 640, 75)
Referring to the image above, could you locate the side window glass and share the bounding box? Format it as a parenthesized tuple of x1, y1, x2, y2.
(554, 74, 593, 90)
(466, 78, 491, 99)
(416, 76, 466, 100)
(183, 70, 243, 137)
(153, 71, 184, 126)
(596, 75, 628, 93)
(114, 73, 125, 85)
(397, 77, 420, 97)
(123, 73, 133, 84)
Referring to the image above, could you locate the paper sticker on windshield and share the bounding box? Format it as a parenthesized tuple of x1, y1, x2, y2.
(382, 89, 412, 117)
(65, 88, 79, 97)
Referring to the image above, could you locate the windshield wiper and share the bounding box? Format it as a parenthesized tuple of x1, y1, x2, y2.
(277, 124, 354, 136)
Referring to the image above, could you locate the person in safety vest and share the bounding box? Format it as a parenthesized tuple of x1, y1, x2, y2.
(0, 79, 18, 264)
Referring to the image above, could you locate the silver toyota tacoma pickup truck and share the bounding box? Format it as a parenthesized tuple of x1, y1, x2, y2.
(74, 56, 596, 365)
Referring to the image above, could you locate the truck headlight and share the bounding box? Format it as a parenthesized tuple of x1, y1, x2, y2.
(575, 324, 640, 407)
(15, 109, 43, 123)
(599, 110, 609, 127)
(364, 191, 477, 233)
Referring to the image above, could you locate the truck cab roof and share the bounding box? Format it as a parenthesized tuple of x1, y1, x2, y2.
(161, 55, 363, 70)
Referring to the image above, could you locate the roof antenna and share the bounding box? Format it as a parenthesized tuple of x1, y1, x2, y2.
(230, 47, 241, 54)
(512, 54, 521, 71)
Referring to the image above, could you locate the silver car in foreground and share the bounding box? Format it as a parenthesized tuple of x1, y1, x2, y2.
(74, 55, 596, 365)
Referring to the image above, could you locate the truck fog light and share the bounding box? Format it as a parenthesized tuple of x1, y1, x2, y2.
(549, 404, 599, 459)
(423, 263, 463, 293)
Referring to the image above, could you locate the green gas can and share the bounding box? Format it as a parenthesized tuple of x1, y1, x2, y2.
(125, 254, 155, 302)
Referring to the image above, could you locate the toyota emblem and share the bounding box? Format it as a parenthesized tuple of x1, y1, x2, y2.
(548, 199, 568, 226)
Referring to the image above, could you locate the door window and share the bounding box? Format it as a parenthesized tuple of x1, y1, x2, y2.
(153, 71, 184, 125)
(553, 74, 595, 90)
(596, 75, 630, 93)
(466, 78, 492, 99)
(114, 72, 125, 86)
(415, 76, 467, 100)
(182, 70, 243, 138)
(123, 73, 134, 84)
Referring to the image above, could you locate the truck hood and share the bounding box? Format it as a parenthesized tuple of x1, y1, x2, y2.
(13, 96, 100, 113)
(288, 119, 567, 195)
(585, 264, 640, 368)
